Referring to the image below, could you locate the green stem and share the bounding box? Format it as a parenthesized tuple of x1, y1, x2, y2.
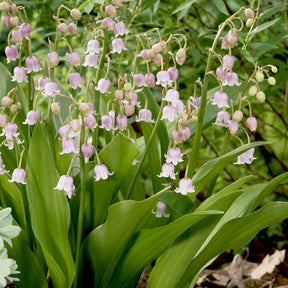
(73, 121, 86, 288)
(187, 8, 244, 178)
(127, 100, 165, 199)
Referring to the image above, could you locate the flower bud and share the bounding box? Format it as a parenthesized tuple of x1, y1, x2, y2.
(249, 85, 258, 96)
(245, 8, 254, 18)
(10, 104, 18, 114)
(51, 102, 61, 114)
(255, 70, 264, 82)
(228, 120, 239, 134)
(17, 102, 22, 110)
(124, 103, 135, 116)
(246, 18, 254, 28)
(115, 89, 124, 100)
(70, 8, 81, 20)
(81, 143, 94, 158)
(70, 119, 81, 132)
(123, 82, 132, 92)
(153, 54, 162, 66)
(68, 23, 77, 34)
(48, 52, 60, 66)
(268, 77, 276, 85)
(1, 96, 12, 107)
(112, 0, 122, 7)
(0, 114, 7, 127)
(0, 2, 9, 11)
(176, 48, 185, 59)
(9, 16, 19, 27)
(105, 5, 117, 16)
(12, 30, 23, 44)
(146, 49, 156, 60)
(246, 117, 257, 132)
(145, 73, 155, 87)
(256, 91, 265, 102)
(151, 43, 163, 54)
(191, 114, 198, 122)
(232, 110, 243, 122)
(1, 16, 10, 28)
(8, 3, 17, 13)
(58, 23, 68, 34)
(124, 91, 133, 101)
(271, 66, 278, 73)
(78, 103, 90, 114)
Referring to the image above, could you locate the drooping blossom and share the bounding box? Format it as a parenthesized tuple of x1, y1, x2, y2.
(84, 114, 97, 130)
(115, 115, 128, 130)
(19, 22, 31, 39)
(222, 55, 235, 70)
(58, 125, 78, 140)
(175, 178, 195, 195)
(25, 56, 41, 73)
(114, 21, 127, 36)
(246, 117, 257, 132)
(134, 73, 147, 87)
(216, 67, 228, 82)
(36, 76, 49, 90)
(59, 139, 79, 155)
(0, 154, 8, 175)
(68, 73, 82, 89)
(161, 105, 177, 122)
(47, 52, 60, 66)
(167, 67, 179, 81)
(0, 122, 23, 150)
(11, 30, 23, 44)
(234, 148, 256, 165)
(42, 82, 60, 97)
(152, 201, 170, 218)
(23, 110, 41, 125)
(83, 54, 98, 68)
(223, 72, 241, 86)
(99, 114, 114, 131)
(102, 17, 115, 30)
(211, 91, 229, 108)
(85, 40, 101, 54)
(214, 111, 230, 127)
(54, 175, 75, 199)
(163, 89, 179, 106)
(145, 73, 155, 86)
(156, 71, 172, 87)
(95, 78, 111, 94)
(228, 120, 239, 134)
(5, 45, 19, 63)
(136, 109, 155, 123)
(69, 52, 81, 67)
(11, 67, 28, 83)
(157, 163, 177, 180)
(165, 147, 184, 166)
(94, 164, 114, 181)
(9, 168, 26, 185)
(111, 38, 127, 54)
(172, 126, 191, 143)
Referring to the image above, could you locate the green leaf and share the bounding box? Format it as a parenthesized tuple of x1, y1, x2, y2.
(84, 3, 94, 14)
(192, 142, 269, 192)
(213, 0, 229, 15)
(78, 188, 172, 287)
(258, 4, 288, 20)
(26, 122, 74, 288)
(110, 210, 223, 287)
(185, 202, 288, 287)
(82, 133, 139, 231)
(172, 0, 198, 20)
(248, 18, 281, 41)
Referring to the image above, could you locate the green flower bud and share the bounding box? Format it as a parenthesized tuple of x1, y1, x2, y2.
(246, 18, 254, 28)
(70, 9, 81, 21)
(255, 71, 264, 82)
(245, 8, 254, 18)
(268, 77, 276, 85)
(256, 91, 265, 102)
(232, 110, 243, 122)
(249, 85, 258, 96)
(123, 82, 132, 92)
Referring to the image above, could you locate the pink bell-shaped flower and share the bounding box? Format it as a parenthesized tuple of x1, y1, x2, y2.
(99, 114, 114, 131)
(68, 73, 82, 89)
(69, 52, 81, 67)
(175, 178, 195, 195)
(59, 139, 79, 155)
(54, 175, 75, 199)
(48, 51, 60, 66)
(234, 148, 256, 165)
(11, 66, 28, 83)
(83, 54, 98, 68)
(19, 22, 31, 39)
(42, 82, 60, 97)
(85, 40, 101, 54)
(134, 73, 147, 87)
(161, 105, 177, 122)
(214, 111, 230, 127)
(25, 56, 41, 73)
(156, 71, 172, 87)
(94, 164, 114, 181)
(5, 45, 19, 63)
(136, 109, 155, 123)
(211, 91, 229, 108)
(163, 89, 179, 106)
(167, 67, 179, 81)
(36, 76, 49, 90)
(145, 73, 155, 87)
(152, 201, 170, 218)
(114, 21, 127, 36)
(111, 38, 127, 54)
(222, 55, 235, 70)
(165, 147, 184, 166)
(9, 168, 26, 184)
(115, 115, 128, 130)
(81, 143, 95, 158)
(95, 78, 111, 94)
(157, 163, 177, 180)
(102, 17, 115, 30)
(23, 110, 41, 125)
(223, 72, 241, 86)
(246, 117, 257, 132)
(84, 114, 97, 130)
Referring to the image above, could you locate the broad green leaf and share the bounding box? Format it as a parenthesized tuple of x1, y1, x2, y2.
(110, 210, 223, 287)
(192, 142, 269, 192)
(77, 188, 172, 287)
(185, 202, 288, 287)
(26, 122, 74, 288)
(82, 133, 139, 230)
(213, 0, 229, 15)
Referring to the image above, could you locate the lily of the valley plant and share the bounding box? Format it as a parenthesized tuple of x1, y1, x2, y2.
(0, 0, 287, 287)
